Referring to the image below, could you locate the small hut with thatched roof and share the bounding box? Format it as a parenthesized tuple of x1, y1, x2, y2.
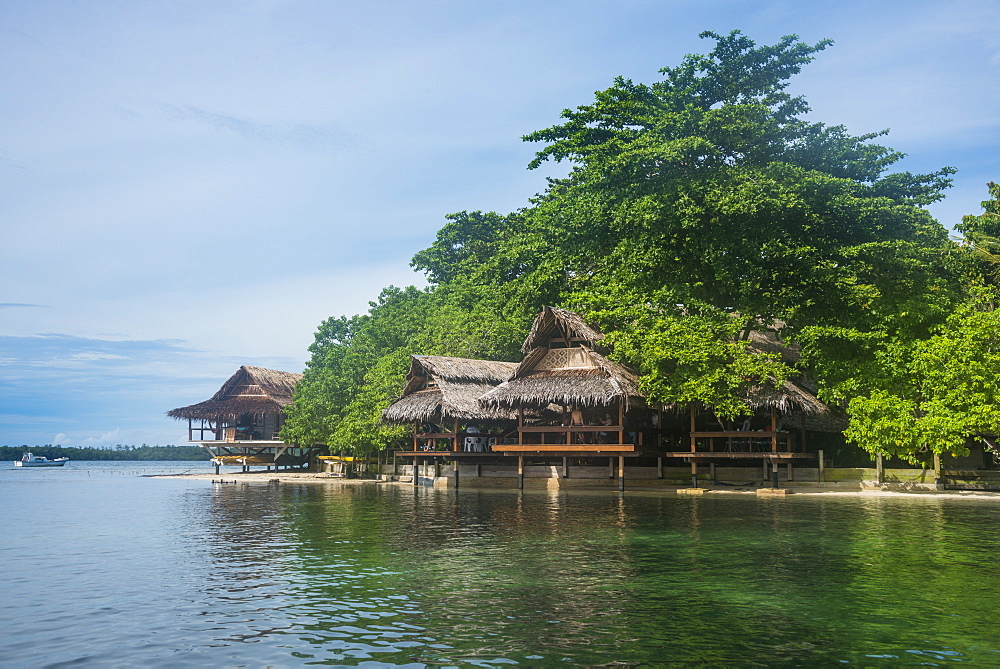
(480, 307, 648, 456)
(382, 355, 518, 454)
(168, 365, 315, 472)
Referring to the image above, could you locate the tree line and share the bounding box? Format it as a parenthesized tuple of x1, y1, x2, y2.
(282, 30, 1000, 465)
(1, 445, 211, 461)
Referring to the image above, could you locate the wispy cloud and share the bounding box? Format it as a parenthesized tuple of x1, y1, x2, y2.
(0, 303, 46, 309)
(160, 104, 353, 153)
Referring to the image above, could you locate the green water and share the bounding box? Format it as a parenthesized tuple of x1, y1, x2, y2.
(3, 465, 999, 666)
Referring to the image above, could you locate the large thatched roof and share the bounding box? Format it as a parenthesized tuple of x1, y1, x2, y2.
(481, 345, 642, 410)
(167, 366, 303, 421)
(521, 306, 605, 354)
(382, 355, 518, 423)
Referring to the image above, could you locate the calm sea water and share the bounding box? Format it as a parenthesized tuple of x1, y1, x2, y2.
(2, 461, 1000, 667)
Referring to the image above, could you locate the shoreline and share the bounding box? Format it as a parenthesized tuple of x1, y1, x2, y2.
(151, 470, 1000, 499)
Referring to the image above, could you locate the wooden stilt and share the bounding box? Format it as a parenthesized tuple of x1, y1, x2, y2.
(518, 456, 524, 490)
(657, 456, 663, 479)
(690, 460, 698, 488)
(771, 461, 779, 488)
(787, 461, 793, 481)
(818, 449, 825, 483)
(562, 456, 569, 478)
(609, 457, 615, 479)
(454, 460, 459, 489)
(770, 407, 778, 453)
(709, 462, 716, 483)
(618, 455, 625, 492)
(412, 456, 419, 487)
(689, 406, 697, 452)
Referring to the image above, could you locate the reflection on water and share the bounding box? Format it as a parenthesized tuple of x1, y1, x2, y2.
(3, 469, 1000, 666)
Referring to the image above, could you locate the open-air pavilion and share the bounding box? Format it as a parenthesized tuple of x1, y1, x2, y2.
(168, 365, 318, 473)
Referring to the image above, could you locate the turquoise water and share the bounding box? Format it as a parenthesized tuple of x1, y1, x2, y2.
(2, 461, 1000, 666)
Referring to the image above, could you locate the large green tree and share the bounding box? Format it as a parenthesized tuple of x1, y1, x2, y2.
(288, 30, 967, 456)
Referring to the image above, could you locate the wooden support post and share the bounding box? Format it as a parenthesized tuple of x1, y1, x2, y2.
(787, 462, 793, 481)
(770, 407, 778, 453)
(393, 453, 398, 476)
(412, 456, 419, 487)
(518, 456, 524, 490)
(618, 401, 625, 446)
(518, 406, 524, 446)
(690, 461, 698, 489)
(562, 457, 569, 478)
(771, 461, 779, 489)
(818, 449, 825, 483)
(618, 455, 625, 492)
(608, 457, 615, 479)
(215, 462, 220, 475)
(876, 454, 884, 485)
(709, 462, 716, 483)
(454, 460, 459, 489)
(689, 406, 697, 452)
(763, 459, 769, 482)
(657, 456, 663, 479)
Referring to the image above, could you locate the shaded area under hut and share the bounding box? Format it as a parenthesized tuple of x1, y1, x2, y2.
(168, 365, 318, 472)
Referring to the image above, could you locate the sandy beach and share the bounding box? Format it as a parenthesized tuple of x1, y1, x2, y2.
(150, 469, 1000, 499)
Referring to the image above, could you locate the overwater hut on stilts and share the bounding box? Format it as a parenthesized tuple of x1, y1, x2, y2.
(479, 307, 652, 490)
(382, 355, 519, 484)
(168, 365, 318, 473)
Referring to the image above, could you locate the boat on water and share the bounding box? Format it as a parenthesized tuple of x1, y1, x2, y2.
(14, 452, 69, 467)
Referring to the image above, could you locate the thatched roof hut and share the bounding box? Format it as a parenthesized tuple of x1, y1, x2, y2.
(167, 365, 302, 421)
(479, 307, 642, 411)
(382, 355, 518, 423)
(481, 345, 642, 410)
(521, 306, 604, 354)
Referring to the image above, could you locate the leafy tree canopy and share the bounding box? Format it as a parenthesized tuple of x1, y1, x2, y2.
(287, 30, 980, 462)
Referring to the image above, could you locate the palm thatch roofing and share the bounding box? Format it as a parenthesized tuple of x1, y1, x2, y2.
(521, 306, 605, 354)
(167, 366, 303, 421)
(381, 355, 518, 423)
(744, 379, 829, 416)
(481, 345, 643, 410)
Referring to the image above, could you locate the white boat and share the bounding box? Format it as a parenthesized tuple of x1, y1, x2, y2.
(14, 452, 69, 467)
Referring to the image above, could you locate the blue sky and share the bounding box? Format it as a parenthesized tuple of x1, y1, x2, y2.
(2, 0, 998, 447)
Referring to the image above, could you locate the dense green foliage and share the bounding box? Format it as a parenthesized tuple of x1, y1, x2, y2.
(0, 444, 211, 461)
(286, 30, 995, 462)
